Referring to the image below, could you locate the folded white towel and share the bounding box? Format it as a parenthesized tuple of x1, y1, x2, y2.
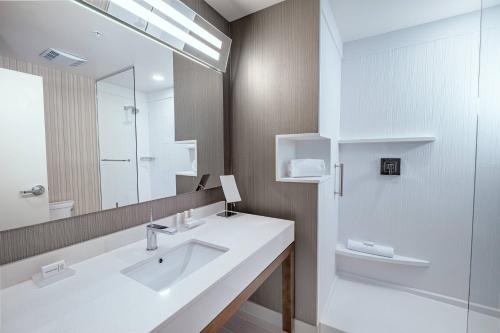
(347, 239, 395, 258)
(287, 159, 326, 178)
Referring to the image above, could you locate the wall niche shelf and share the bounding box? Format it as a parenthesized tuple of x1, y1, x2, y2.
(338, 136, 436, 144)
(174, 140, 197, 177)
(276, 133, 331, 183)
(336, 244, 430, 267)
(175, 171, 197, 177)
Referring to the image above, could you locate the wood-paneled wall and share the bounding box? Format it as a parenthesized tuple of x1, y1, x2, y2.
(230, 0, 320, 325)
(0, 56, 101, 216)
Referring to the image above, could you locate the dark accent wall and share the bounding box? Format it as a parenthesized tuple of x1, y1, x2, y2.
(0, 0, 230, 266)
(174, 53, 225, 193)
(230, 0, 320, 325)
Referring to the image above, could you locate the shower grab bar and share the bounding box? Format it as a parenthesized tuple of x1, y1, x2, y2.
(101, 159, 131, 162)
(335, 163, 344, 197)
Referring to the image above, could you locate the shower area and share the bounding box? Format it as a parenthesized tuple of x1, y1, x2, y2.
(321, 1, 500, 332)
(96, 66, 185, 210)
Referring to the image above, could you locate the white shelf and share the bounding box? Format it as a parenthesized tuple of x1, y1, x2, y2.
(175, 140, 196, 149)
(276, 133, 332, 183)
(338, 136, 436, 144)
(277, 133, 330, 141)
(174, 140, 197, 177)
(336, 244, 430, 267)
(176, 171, 197, 177)
(278, 175, 332, 184)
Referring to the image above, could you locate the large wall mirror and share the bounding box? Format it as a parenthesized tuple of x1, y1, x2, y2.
(0, 0, 225, 231)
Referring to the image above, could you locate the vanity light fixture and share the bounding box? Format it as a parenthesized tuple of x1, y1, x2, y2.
(109, 0, 220, 60)
(152, 74, 165, 81)
(142, 0, 222, 49)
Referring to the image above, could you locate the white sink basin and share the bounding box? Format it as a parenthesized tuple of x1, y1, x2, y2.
(122, 240, 228, 292)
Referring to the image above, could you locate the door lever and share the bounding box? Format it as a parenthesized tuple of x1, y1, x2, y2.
(20, 185, 46, 196)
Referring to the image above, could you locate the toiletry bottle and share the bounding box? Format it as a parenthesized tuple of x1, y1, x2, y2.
(176, 212, 183, 229)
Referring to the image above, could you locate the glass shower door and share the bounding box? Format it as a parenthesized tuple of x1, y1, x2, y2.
(467, 2, 500, 332)
(96, 67, 139, 210)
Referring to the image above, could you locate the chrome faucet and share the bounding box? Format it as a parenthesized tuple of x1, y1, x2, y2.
(146, 224, 177, 251)
(146, 209, 177, 251)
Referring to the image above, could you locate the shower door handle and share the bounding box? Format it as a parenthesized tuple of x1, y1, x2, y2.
(335, 163, 344, 197)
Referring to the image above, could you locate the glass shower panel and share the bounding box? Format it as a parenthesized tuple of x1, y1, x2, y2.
(96, 68, 139, 210)
(468, 2, 500, 332)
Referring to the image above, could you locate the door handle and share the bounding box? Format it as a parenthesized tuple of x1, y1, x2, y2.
(334, 163, 344, 197)
(20, 185, 46, 196)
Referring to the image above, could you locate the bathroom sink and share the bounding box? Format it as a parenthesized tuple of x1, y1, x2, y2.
(121, 240, 228, 292)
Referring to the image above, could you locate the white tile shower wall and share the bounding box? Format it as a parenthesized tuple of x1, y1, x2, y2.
(317, 0, 342, 323)
(146, 88, 180, 200)
(469, 5, 500, 315)
(338, 12, 480, 301)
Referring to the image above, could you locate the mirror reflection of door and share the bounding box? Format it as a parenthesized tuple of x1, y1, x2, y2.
(0, 68, 50, 229)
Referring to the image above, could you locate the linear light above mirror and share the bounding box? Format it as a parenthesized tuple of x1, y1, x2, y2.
(79, 0, 231, 72)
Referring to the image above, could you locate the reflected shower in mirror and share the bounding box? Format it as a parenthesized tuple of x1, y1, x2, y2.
(0, 0, 224, 231)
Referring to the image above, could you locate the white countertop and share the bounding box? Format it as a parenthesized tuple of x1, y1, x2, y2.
(1, 212, 294, 333)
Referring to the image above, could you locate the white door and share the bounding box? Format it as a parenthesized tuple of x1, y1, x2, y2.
(0, 68, 49, 231)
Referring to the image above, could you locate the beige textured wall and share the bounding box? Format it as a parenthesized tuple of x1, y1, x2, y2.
(0, 55, 101, 216)
(230, 0, 320, 325)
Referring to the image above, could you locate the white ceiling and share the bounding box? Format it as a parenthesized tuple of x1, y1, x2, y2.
(331, 0, 488, 42)
(204, 0, 285, 22)
(0, 1, 173, 93)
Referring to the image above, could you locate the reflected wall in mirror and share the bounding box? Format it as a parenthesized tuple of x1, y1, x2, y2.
(0, 0, 224, 231)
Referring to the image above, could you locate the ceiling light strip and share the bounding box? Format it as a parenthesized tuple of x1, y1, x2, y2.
(110, 0, 219, 60)
(142, 0, 222, 49)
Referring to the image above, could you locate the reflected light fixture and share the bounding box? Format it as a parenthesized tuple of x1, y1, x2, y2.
(142, 0, 222, 49)
(152, 74, 165, 81)
(109, 0, 220, 60)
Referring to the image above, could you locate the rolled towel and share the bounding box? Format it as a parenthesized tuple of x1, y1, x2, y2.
(287, 159, 326, 178)
(347, 239, 394, 258)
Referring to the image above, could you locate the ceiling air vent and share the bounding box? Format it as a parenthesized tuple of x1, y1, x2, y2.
(39, 48, 87, 67)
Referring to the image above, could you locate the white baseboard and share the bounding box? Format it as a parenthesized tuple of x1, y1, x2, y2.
(239, 301, 318, 333)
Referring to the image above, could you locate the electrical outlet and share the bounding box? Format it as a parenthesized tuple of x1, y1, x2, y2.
(381, 158, 401, 175)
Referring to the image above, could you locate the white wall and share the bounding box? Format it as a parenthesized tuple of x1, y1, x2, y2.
(146, 88, 178, 199)
(469, 5, 500, 313)
(338, 12, 480, 301)
(317, 0, 342, 323)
